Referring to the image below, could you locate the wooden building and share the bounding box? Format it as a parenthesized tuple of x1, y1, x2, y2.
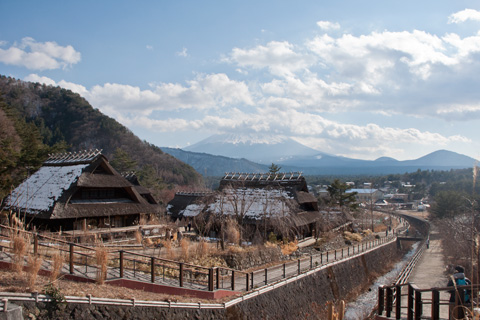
(4, 150, 162, 231)
(167, 172, 324, 240)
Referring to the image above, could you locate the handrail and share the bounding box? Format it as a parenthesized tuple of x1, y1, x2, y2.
(378, 283, 479, 320)
(0, 222, 399, 294)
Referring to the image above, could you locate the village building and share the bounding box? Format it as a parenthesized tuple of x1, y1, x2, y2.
(3, 150, 162, 231)
(167, 172, 331, 241)
(346, 188, 384, 203)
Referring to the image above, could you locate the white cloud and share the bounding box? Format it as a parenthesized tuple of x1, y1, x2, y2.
(177, 47, 188, 57)
(229, 41, 316, 77)
(0, 37, 80, 70)
(24, 74, 56, 86)
(146, 45, 153, 50)
(448, 9, 480, 24)
(24, 74, 88, 96)
(48, 73, 256, 118)
(316, 21, 340, 31)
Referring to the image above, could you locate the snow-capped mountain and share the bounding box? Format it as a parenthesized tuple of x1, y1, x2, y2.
(175, 134, 478, 176)
(184, 133, 322, 164)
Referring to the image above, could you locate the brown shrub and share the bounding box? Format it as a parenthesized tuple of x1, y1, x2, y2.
(195, 239, 209, 258)
(50, 252, 64, 283)
(179, 238, 191, 261)
(25, 255, 43, 290)
(161, 239, 175, 260)
(280, 240, 298, 256)
(95, 246, 109, 284)
(225, 219, 240, 245)
(11, 233, 29, 273)
(135, 230, 142, 244)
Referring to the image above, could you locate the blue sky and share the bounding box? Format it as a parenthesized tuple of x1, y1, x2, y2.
(1, 1, 480, 161)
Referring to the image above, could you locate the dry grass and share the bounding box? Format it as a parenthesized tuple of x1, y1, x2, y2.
(95, 246, 109, 284)
(144, 238, 153, 247)
(280, 240, 298, 256)
(362, 229, 373, 236)
(134, 229, 142, 244)
(179, 238, 190, 261)
(264, 241, 278, 249)
(11, 232, 29, 273)
(161, 239, 176, 260)
(0, 269, 222, 303)
(195, 240, 209, 258)
(225, 219, 240, 245)
(25, 255, 43, 290)
(343, 231, 363, 242)
(50, 252, 64, 283)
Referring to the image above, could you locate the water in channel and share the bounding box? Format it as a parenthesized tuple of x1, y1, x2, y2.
(344, 242, 419, 319)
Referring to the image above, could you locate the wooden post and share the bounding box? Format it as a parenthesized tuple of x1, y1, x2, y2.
(243, 271, 247, 291)
(407, 284, 415, 320)
(298, 259, 301, 274)
(151, 257, 155, 283)
(395, 285, 402, 319)
(310, 255, 313, 268)
(386, 286, 393, 317)
(335, 249, 337, 260)
(216, 268, 220, 289)
(119, 251, 124, 278)
(414, 290, 422, 320)
(208, 268, 214, 291)
(34, 234, 38, 255)
(264, 268, 268, 285)
(283, 263, 286, 278)
(251, 272, 254, 289)
(378, 286, 385, 315)
(179, 262, 184, 287)
(232, 270, 236, 291)
(431, 289, 440, 320)
(69, 243, 74, 274)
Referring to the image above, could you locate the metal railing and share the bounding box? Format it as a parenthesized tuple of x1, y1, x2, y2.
(0, 223, 400, 294)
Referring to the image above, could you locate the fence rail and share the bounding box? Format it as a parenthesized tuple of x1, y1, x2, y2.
(0, 221, 404, 294)
(377, 282, 479, 320)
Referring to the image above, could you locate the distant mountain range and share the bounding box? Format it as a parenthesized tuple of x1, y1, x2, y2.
(165, 133, 478, 176)
(184, 133, 320, 164)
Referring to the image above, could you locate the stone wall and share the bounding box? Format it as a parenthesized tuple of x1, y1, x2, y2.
(16, 241, 401, 320)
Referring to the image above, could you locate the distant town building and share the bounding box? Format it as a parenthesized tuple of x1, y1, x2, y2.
(346, 188, 384, 203)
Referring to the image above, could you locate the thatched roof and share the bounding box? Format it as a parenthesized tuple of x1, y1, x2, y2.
(5, 150, 161, 220)
(168, 172, 320, 227)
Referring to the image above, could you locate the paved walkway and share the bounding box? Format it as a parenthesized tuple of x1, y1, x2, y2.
(403, 215, 450, 319)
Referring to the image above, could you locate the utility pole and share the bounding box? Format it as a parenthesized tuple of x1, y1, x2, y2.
(371, 187, 374, 232)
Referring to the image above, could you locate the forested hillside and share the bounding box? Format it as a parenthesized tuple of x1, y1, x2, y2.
(0, 75, 203, 203)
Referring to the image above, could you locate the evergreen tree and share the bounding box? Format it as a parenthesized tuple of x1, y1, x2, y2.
(110, 148, 137, 173)
(268, 163, 282, 174)
(327, 179, 358, 210)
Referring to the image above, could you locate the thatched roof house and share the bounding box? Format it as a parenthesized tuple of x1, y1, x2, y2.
(4, 150, 162, 231)
(167, 172, 324, 239)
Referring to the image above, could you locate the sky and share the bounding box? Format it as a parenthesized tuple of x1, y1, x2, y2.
(1, 1, 480, 161)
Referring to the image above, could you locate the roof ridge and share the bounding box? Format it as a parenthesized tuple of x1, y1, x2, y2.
(44, 149, 103, 165)
(222, 172, 303, 181)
